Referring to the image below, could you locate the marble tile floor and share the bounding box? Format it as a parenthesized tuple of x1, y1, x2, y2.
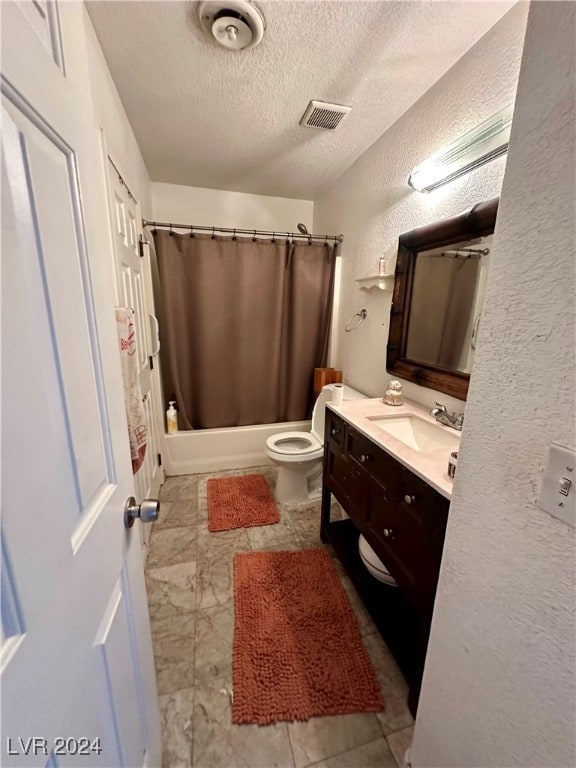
(146, 466, 414, 768)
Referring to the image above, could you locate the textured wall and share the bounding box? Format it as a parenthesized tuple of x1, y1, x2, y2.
(87, 1, 513, 199)
(151, 182, 313, 233)
(412, 2, 576, 766)
(313, 4, 528, 410)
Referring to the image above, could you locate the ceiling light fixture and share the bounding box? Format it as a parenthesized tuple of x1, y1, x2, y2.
(198, 0, 265, 51)
(408, 105, 513, 193)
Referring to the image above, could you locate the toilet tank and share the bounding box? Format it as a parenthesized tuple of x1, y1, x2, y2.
(311, 383, 367, 442)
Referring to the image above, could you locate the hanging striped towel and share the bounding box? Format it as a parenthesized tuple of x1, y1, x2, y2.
(115, 307, 147, 474)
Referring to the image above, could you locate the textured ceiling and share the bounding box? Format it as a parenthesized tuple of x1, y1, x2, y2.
(86, 0, 514, 199)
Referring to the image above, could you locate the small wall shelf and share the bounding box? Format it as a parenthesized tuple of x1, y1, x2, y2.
(355, 273, 395, 291)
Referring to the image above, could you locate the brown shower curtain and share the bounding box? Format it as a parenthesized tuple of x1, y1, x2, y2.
(153, 231, 337, 429)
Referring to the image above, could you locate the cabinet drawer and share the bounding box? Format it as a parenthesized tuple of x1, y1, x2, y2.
(397, 467, 437, 522)
(346, 427, 398, 495)
(325, 411, 345, 452)
(346, 426, 373, 466)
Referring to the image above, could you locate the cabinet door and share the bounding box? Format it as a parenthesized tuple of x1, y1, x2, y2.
(325, 448, 367, 528)
(364, 473, 434, 606)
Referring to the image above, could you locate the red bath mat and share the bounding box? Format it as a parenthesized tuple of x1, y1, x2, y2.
(207, 474, 280, 532)
(232, 548, 384, 725)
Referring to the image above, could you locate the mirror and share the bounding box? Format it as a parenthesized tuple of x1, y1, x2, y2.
(387, 198, 498, 400)
(405, 234, 492, 374)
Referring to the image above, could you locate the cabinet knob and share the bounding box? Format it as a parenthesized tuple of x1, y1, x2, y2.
(331, 428, 339, 436)
(383, 527, 394, 538)
(359, 454, 370, 463)
(404, 494, 416, 505)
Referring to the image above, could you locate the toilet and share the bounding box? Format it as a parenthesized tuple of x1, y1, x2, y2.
(265, 383, 367, 503)
(358, 534, 398, 587)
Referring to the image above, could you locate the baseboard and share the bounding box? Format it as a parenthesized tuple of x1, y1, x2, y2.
(166, 451, 273, 476)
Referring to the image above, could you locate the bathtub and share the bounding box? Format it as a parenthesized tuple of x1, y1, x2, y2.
(164, 420, 311, 475)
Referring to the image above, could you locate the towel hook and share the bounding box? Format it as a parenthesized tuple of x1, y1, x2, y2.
(345, 308, 368, 333)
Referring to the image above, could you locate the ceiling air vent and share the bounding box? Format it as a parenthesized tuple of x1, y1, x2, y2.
(300, 100, 351, 130)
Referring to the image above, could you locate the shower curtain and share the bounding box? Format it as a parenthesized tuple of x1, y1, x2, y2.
(153, 231, 337, 430)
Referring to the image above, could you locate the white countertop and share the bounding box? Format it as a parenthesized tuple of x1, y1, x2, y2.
(327, 398, 460, 499)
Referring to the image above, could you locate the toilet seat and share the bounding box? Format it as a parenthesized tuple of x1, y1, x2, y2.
(266, 431, 323, 461)
(265, 384, 368, 502)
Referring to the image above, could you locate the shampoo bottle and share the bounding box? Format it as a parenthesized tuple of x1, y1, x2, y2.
(166, 401, 178, 435)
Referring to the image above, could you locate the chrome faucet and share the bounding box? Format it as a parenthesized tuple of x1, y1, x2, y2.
(430, 402, 464, 431)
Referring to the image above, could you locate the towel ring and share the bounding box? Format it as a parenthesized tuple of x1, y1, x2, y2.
(345, 308, 368, 332)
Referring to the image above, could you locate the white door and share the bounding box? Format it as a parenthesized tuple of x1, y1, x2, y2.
(1, 3, 161, 767)
(106, 161, 162, 507)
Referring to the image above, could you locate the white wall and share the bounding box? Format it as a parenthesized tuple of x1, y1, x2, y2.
(313, 4, 528, 411)
(152, 182, 313, 233)
(412, 2, 576, 766)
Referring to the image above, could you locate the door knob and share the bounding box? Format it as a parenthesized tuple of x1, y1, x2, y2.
(124, 497, 160, 529)
(404, 494, 416, 505)
(359, 454, 370, 463)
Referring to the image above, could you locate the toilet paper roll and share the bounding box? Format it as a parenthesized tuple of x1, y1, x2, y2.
(332, 383, 344, 406)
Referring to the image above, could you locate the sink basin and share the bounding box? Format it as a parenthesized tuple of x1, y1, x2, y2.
(367, 414, 459, 452)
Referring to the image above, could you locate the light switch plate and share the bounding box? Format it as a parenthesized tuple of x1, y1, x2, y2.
(537, 442, 576, 527)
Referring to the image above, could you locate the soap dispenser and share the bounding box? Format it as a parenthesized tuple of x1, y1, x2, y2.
(166, 401, 178, 435)
(383, 380, 403, 406)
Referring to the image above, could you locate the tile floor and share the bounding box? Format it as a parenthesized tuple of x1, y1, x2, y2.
(146, 466, 414, 768)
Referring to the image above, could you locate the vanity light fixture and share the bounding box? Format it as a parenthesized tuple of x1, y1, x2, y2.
(408, 105, 513, 193)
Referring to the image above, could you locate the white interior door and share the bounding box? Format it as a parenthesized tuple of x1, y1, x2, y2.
(107, 160, 162, 507)
(1, 3, 161, 766)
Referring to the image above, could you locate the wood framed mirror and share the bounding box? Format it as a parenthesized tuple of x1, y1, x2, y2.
(387, 198, 499, 401)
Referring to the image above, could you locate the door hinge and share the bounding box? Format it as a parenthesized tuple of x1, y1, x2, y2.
(139, 234, 148, 257)
(157, 453, 163, 467)
(149, 355, 154, 370)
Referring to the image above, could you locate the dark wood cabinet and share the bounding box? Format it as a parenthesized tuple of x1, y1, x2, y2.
(321, 409, 449, 715)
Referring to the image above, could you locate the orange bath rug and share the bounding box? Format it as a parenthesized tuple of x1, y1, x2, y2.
(232, 548, 384, 725)
(207, 474, 280, 532)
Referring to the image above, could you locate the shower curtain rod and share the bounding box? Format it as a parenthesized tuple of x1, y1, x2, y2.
(142, 219, 344, 244)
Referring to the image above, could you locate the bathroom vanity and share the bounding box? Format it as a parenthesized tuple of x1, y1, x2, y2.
(320, 399, 458, 715)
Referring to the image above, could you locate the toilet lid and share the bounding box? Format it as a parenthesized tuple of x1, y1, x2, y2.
(266, 431, 322, 455)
